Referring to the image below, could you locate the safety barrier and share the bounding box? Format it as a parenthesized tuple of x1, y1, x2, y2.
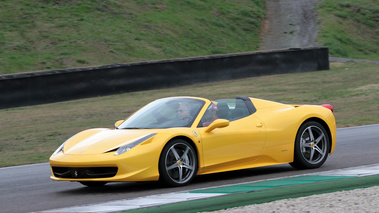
(0, 47, 329, 109)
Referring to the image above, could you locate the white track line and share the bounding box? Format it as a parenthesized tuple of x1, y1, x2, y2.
(37, 163, 379, 213)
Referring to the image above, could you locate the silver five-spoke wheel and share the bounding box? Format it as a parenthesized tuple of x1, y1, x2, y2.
(159, 139, 198, 186)
(300, 125, 328, 164)
(291, 121, 330, 169)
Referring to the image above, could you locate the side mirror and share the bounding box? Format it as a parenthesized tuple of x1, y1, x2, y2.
(114, 120, 124, 129)
(205, 119, 230, 133)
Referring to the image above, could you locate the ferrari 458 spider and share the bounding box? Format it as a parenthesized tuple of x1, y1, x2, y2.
(50, 96, 336, 187)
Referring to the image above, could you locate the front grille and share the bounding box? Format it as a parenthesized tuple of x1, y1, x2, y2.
(52, 167, 118, 178)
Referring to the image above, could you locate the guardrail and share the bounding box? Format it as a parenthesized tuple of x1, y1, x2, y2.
(0, 47, 329, 109)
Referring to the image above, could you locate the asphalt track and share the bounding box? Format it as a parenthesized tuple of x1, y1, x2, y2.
(0, 124, 378, 213)
(40, 166, 379, 213)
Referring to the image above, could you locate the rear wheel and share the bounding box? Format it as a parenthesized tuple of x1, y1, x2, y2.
(290, 121, 330, 169)
(159, 139, 198, 187)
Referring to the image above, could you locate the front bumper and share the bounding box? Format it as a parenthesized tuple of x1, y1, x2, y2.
(49, 148, 160, 182)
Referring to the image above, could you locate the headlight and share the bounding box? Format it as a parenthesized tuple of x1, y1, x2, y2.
(51, 134, 77, 156)
(52, 142, 65, 156)
(114, 133, 156, 156)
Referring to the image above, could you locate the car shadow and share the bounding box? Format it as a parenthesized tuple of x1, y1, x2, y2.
(55, 164, 298, 195)
(193, 164, 296, 184)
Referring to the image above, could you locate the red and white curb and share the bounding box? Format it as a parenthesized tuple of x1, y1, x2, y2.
(37, 163, 379, 213)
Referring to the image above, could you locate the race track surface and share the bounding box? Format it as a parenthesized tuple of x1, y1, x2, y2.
(0, 124, 378, 213)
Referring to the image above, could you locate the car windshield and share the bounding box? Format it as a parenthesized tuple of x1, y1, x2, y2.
(118, 98, 205, 129)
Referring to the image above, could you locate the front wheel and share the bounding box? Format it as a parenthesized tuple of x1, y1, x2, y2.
(290, 121, 330, 169)
(159, 139, 198, 187)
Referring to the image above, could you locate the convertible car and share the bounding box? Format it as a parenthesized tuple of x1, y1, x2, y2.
(50, 96, 336, 187)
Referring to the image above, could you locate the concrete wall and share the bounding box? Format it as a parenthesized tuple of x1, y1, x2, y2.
(0, 47, 329, 109)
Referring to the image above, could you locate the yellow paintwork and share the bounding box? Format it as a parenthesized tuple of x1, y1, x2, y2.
(50, 97, 336, 183)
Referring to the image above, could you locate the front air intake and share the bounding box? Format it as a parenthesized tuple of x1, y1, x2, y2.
(52, 167, 118, 178)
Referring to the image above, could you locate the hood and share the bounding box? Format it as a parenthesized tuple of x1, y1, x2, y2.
(64, 129, 156, 155)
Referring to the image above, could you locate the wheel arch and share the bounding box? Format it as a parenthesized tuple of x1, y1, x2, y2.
(158, 136, 200, 170)
(299, 117, 332, 153)
(168, 136, 198, 154)
(158, 135, 199, 186)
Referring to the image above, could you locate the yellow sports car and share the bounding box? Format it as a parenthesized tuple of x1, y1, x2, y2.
(50, 96, 336, 187)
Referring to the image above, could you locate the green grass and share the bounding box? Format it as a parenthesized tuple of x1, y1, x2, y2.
(0, 62, 378, 167)
(0, 0, 265, 74)
(318, 0, 379, 59)
(1, 0, 378, 75)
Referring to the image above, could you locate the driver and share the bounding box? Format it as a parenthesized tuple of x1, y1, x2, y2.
(202, 103, 218, 127)
(177, 104, 192, 122)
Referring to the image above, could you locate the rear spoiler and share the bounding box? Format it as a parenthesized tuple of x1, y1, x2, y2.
(291, 104, 334, 113)
(321, 104, 334, 112)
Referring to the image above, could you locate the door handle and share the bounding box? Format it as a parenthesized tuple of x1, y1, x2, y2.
(256, 123, 263, 127)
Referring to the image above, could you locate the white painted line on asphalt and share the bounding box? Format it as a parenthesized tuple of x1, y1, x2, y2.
(38, 193, 224, 213)
(316, 163, 379, 177)
(37, 163, 379, 213)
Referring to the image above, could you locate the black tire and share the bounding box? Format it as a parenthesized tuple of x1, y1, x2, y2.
(290, 121, 330, 169)
(159, 139, 198, 187)
(79, 181, 107, 187)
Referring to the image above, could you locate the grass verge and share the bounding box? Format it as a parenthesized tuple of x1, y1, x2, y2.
(0, 62, 378, 167)
(318, 0, 379, 60)
(0, 0, 264, 75)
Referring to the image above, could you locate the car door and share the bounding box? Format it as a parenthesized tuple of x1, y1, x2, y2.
(198, 98, 266, 173)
